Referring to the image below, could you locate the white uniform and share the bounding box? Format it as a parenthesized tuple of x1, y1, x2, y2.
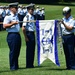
(36, 8, 40, 14)
(6, 9, 10, 15)
(18, 8, 21, 14)
(23, 12, 35, 31)
(41, 10, 45, 16)
(3, 12, 20, 32)
(2, 9, 6, 18)
(18, 8, 24, 15)
(23, 8, 28, 15)
(61, 16, 74, 35)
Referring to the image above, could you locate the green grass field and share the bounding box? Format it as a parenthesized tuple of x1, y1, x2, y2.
(0, 3, 75, 75)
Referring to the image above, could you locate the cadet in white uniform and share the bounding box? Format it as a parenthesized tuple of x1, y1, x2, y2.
(36, 6, 40, 20)
(22, 4, 35, 68)
(23, 6, 28, 16)
(3, 2, 21, 70)
(6, 6, 10, 15)
(38, 8, 43, 20)
(41, 7, 45, 20)
(60, 7, 75, 70)
(18, 5, 24, 27)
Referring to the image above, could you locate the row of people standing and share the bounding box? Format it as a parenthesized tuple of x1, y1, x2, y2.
(3, 2, 37, 70)
(3, 2, 75, 71)
(0, 6, 9, 31)
(0, 4, 45, 31)
(34, 5, 45, 20)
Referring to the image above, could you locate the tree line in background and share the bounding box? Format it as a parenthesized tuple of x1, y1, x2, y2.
(0, 0, 74, 4)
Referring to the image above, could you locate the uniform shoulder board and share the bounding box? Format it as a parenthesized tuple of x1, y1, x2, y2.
(26, 15, 29, 21)
(26, 15, 29, 18)
(6, 14, 11, 16)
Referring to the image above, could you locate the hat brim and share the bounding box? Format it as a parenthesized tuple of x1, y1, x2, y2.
(9, 5, 18, 8)
(27, 6, 35, 10)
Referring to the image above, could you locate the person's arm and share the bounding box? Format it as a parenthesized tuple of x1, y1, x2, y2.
(3, 21, 19, 28)
(22, 26, 29, 41)
(61, 20, 73, 31)
(22, 16, 29, 42)
(3, 16, 18, 28)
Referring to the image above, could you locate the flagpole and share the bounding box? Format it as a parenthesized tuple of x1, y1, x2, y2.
(57, 20, 63, 54)
(18, 20, 36, 23)
(0, 20, 62, 25)
(0, 20, 36, 25)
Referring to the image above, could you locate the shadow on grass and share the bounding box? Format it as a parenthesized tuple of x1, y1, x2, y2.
(19, 66, 67, 71)
(0, 70, 11, 73)
(19, 66, 44, 69)
(35, 65, 67, 71)
(34, 66, 67, 71)
(43, 68, 66, 71)
(0, 66, 41, 73)
(0, 67, 73, 73)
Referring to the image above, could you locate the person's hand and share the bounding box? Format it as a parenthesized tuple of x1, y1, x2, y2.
(11, 21, 19, 25)
(60, 20, 64, 24)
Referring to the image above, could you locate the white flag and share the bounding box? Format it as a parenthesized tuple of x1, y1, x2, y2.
(36, 20, 60, 66)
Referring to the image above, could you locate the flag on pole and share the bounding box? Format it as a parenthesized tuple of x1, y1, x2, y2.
(36, 20, 60, 66)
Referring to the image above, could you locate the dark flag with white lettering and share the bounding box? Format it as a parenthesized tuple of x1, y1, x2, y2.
(36, 20, 60, 66)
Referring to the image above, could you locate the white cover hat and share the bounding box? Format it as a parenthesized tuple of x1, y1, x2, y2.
(63, 6, 71, 16)
(63, 7, 70, 12)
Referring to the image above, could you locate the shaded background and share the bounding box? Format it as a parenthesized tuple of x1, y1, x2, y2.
(0, 0, 75, 4)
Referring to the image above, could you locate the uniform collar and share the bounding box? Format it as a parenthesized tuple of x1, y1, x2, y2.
(64, 15, 73, 20)
(10, 12, 17, 16)
(68, 16, 72, 19)
(27, 12, 31, 16)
